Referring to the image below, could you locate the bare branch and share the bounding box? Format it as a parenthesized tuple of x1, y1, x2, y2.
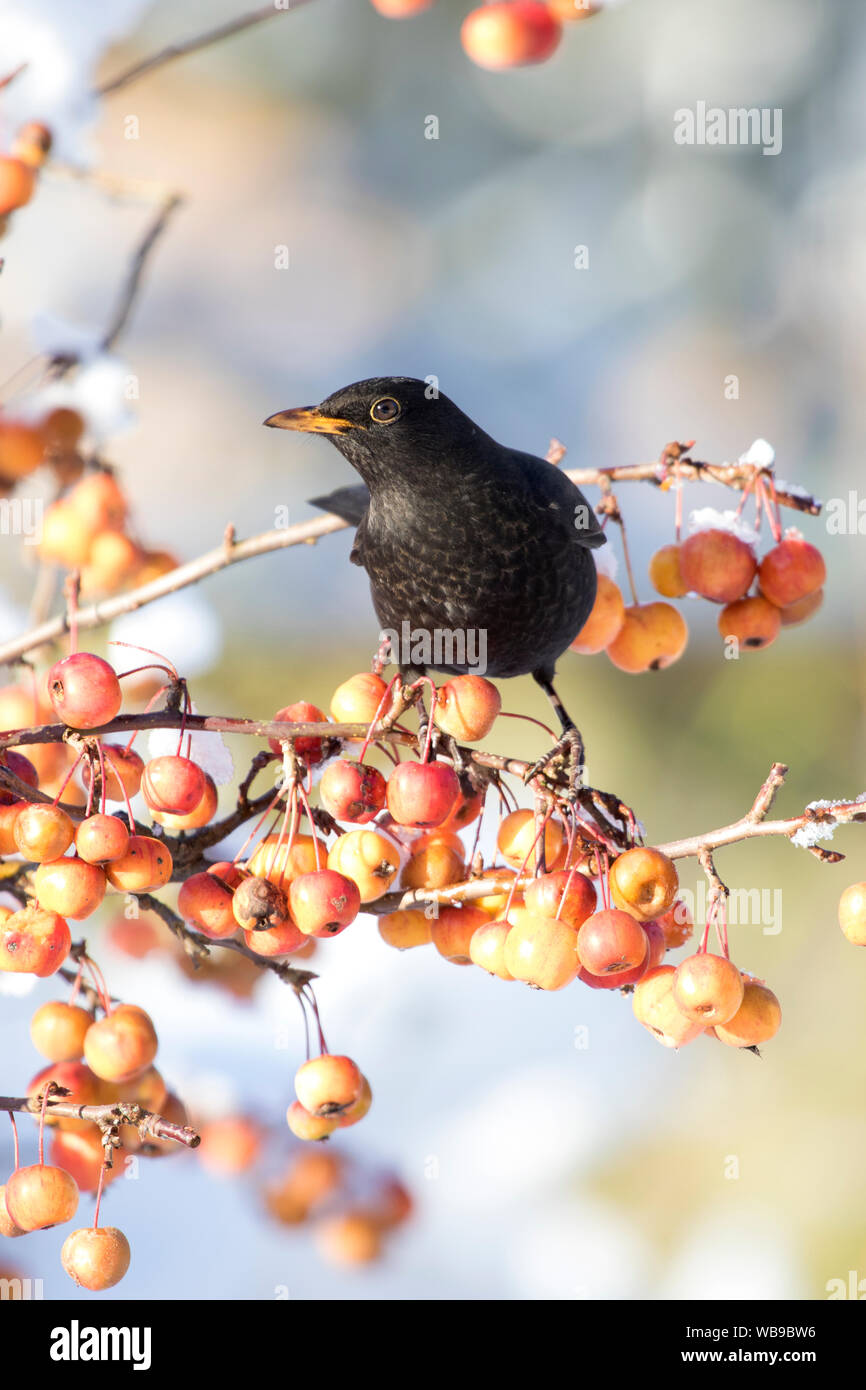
(0, 1094, 200, 1148)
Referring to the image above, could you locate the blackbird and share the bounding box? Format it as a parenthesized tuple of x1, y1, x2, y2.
(264, 376, 605, 778)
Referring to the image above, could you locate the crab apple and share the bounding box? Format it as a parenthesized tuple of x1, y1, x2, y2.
(208, 860, 246, 890)
(319, 759, 386, 823)
(68, 471, 127, 531)
(386, 760, 460, 828)
(317, 1211, 384, 1266)
(327, 828, 401, 901)
(374, 1177, 413, 1229)
(62, 1226, 130, 1290)
(441, 783, 485, 831)
(30, 1001, 93, 1062)
(718, 594, 781, 650)
(673, 952, 744, 1025)
(286, 1101, 339, 1142)
(577, 909, 647, 976)
(337, 1074, 373, 1128)
(758, 534, 826, 608)
(12, 802, 75, 861)
(643, 918, 666, 971)
(4, 1164, 79, 1232)
(0, 1190, 24, 1237)
(74, 813, 130, 865)
(243, 917, 306, 957)
(0, 418, 44, 478)
(0, 906, 71, 975)
(84, 744, 144, 801)
(506, 914, 582, 989)
(548, 0, 600, 17)
(632, 965, 704, 1049)
(609, 846, 679, 923)
(370, 0, 434, 15)
(28, 1062, 104, 1130)
(0, 801, 27, 854)
(232, 875, 290, 932)
(570, 574, 626, 654)
(0, 156, 36, 215)
(378, 908, 433, 950)
(472, 868, 522, 916)
(839, 883, 866, 946)
(41, 406, 83, 452)
(470, 921, 515, 978)
(178, 870, 237, 939)
(50, 1129, 120, 1194)
(779, 587, 823, 627)
(578, 953, 650, 990)
(524, 868, 596, 930)
(713, 978, 781, 1047)
(289, 870, 361, 937)
(38, 501, 96, 567)
(461, 2, 561, 70)
(11, 120, 53, 168)
(141, 755, 206, 815)
(269, 701, 329, 763)
(34, 857, 107, 919)
(197, 1117, 262, 1176)
(105, 836, 172, 893)
(430, 906, 490, 964)
(84, 1005, 158, 1084)
(116, 1064, 169, 1113)
(80, 530, 142, 596)
(0, 750, 38, 804)
(330, 671, 393, 725)
(680, 528, 758, 603)
(247, 833, 328, 891)
(606, 602, 688, 673)
(433, 675, 501, 741)
(48, 653, 122, 729)
(649, 544, 688, 599)
(133, 550, 179, 586)
(496, 809, 565, 871)
(401, 831, 465, 890)
(295, 1054, 363, 1117)
(652, 897, 694, 950)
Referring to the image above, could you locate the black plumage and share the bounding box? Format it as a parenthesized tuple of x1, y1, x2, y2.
(265, 377, 604, 756)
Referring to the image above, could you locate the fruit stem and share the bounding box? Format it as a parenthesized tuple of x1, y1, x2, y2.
(9, 1112, 19, 1170)
(295, 780, 321, 871)
(93, 1160, 107, 1229)
(358, 673, 403, 764)
(101, 743, 137, 829)
(50, 750, 84, 808)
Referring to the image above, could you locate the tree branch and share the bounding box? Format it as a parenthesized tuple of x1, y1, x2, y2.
(0, 1094, 200, 1148)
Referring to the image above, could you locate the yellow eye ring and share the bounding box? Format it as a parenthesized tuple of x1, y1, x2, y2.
(370, 397, 401, 424)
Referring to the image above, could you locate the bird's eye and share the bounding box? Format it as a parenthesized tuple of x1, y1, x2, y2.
(370, 397, 401, 424)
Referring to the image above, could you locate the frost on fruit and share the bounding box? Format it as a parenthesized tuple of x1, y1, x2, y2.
(147, 723, 233, 786)
(687, 507, 760, 546)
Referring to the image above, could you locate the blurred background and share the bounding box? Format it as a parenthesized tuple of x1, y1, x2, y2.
(0, 0, 864, 1300)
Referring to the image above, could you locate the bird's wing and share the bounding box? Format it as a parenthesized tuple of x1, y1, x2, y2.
(308, 483, 371, 528)
(518, 452, 607, 550)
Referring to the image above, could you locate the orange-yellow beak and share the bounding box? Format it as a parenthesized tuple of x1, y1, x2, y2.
(263, 407, 361, 435)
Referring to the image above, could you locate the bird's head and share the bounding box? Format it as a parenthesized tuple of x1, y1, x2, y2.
(264, 377, 484, 487)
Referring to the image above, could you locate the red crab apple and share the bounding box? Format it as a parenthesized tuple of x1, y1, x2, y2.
(577, 909, 648, 977)
(0, 905, 71, 976)
(318, 759, 386, 823)
(47, 653, 122, 729)
(678, 528, 757, 604)
(141, 755, 207, 815)
(386, 760, 460, 828)
(461, 2, 562, 70)
(288, 870, 361, 937)
(758, 534, 826, 608)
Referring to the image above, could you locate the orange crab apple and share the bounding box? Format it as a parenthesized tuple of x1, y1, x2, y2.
(400, 830, 465, 890)
(329, 671, 393, 725)
(83, 745, 144, 801)
(779, 587, 823, 627)
(652, 897, 694, 950)
(503, 914, 579, 990)
(337, 1075, 373, 1128)
(74, 813, 130, 865)
(30, 1001, 93, 1062)
(12, 803, 75, 861)
(61, 1226, 130, 1290)
(104, 837, 172, 893)
(178, 871, 238, 939)
(286, 1102, 339, 1142)
(378, 908, 433, 950)
(469, 919, 515, 979)
(247, 833, 328, 891)
(433, 675, 501, 741)
(673, 952, 744, 1025)
(712, 977, 781, 1047)
(496, 809, 564, 871)
(431, 906, 490, 964)
(243, 917, 306, 957)
(570, 574, 626, 654)
(606, 602, 688, 673)
(326, 828, 401, 901)
(839, 882, 866, 946)
(28, 1062, 104, 1131)
(718, 594, 781, 650)
(649, 543, 688, 598)
(83, 1005, 158, 1083)
(0, 906, 71, 976)
(632, 965, 704, 1048)
(577, 909, 647, 977)
(4, 1164, 79, 1232)
(461, 1, 562, 70)
(33, 858, 106, 920)
(295, 1054, 363, 1117)
(609, 846, 679, 923)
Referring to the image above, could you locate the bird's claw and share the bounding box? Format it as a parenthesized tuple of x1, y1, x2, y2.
(523, 728, 586, 794)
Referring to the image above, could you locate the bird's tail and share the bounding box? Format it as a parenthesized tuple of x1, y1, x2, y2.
(307, 484, 370, 527)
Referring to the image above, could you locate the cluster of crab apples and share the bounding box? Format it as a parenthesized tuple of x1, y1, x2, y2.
(370, 0, 599, 71)
(572, 527, 827, 673)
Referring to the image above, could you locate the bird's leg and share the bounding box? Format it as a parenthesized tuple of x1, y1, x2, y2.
(523, 674, 586, 793)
